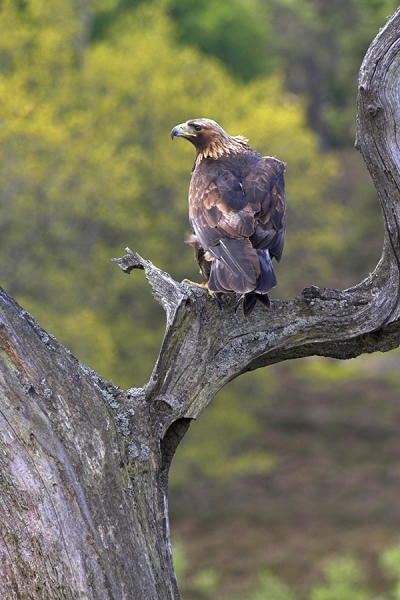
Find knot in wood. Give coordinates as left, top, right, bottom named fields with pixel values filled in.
left=302, top=285, right=321, bottom=304
left=366, top=103, right=381, bottom=117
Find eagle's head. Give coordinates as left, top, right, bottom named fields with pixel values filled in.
left=171, top=118, right=248, bottom=162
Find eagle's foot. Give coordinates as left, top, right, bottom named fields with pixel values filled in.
left=182, top=279, right=223, bottom=309
left=182, top=279, right=209, bottom=289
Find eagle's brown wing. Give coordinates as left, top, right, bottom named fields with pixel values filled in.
left=248, top=156, right=286, bottom=262
left=189, top=153, right=286, bottom=295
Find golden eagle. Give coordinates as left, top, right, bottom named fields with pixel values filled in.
left=171, top=118, right=286, bottom=316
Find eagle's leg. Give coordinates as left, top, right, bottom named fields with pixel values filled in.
left=182, top=279, right=223, bottom=309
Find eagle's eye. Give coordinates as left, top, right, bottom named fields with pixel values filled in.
left=194, top=125, right=202, bottom=132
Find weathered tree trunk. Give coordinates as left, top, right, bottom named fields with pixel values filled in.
left=2, top=9, right=400, bottom=599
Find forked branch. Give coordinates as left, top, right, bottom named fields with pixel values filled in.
left=110, top=27, right=400, bottom=593
left=114, top=8, right=400, bottom=430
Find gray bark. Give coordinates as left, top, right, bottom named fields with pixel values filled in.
left=1, top=8, right=400, bottom=599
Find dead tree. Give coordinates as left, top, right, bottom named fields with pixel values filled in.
left=1, top=9, right=400, bottom=599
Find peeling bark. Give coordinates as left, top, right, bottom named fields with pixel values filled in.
left=0, top=295, right=179, bottom=599
left=2, top=9, right=400, bottom=599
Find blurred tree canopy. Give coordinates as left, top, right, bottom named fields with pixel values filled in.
left=0, top=0, right=337, bottom=380
left=90, top=0, right=399, bottom=148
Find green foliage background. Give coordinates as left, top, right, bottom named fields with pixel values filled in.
left=0, top=0, right=338, bottom=384
left=173, top=540, right=400, bottom=599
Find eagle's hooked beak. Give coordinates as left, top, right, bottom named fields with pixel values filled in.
left=171, top=123, right=197, bottom=140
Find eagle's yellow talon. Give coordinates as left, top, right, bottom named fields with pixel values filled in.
left=182, top=279, right=209, bottom=290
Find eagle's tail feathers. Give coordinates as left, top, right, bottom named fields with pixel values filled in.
left=255, top=293, right=271, bottom=310
left=242, top=293, right=257, bottom=317
left=242, top=292, right=270, bottom=317
left=208, top=238, right=259, bottom=293
left=254, top=249, right=277, bottom=293
left=218, top=240, right=254, bottom=282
